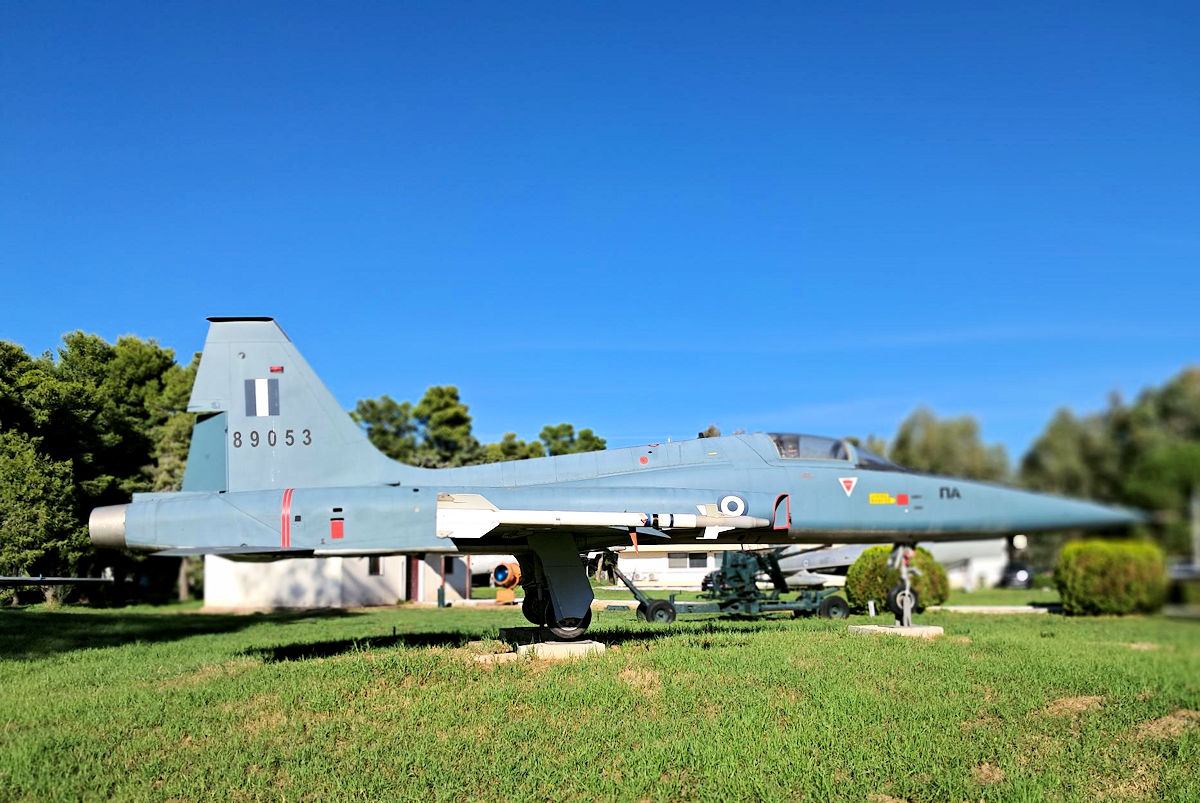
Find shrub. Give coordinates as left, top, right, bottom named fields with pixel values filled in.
left=1054, top=539, right=1167, bottom=615
left=845, top=546, right=949, bottom=613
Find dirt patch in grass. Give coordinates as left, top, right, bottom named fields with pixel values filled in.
left=972, top=763, right=1004, bottom=785
left=960, top=712, right=1001, bottom=732
left=1045, top=695, right=1103, bottom=716
left=1091, top=760, right=1160, bottom=800
left=867, top=794, right=909, bottom=803
left=1135, top=710, right=1200, bottom=741
left=1128, top=642, right=1159, bottom=651
left=619, top=667, right=662, bottom=696
left=156, top=657, right=258, bottom=689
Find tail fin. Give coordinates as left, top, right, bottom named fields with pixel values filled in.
left=183, top=317, right=410, bottom=492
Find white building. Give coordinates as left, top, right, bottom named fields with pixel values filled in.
left=203, top=553, right=471, bottom=610
left=613, top=539, right=1011, bottom=591
left=616, top=544, right=767, bottom=588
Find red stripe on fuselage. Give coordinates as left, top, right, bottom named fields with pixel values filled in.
left=281, top=488, right=294, bottom=547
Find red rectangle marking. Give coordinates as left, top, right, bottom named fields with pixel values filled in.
left=330, top=519, right=344, bottom=539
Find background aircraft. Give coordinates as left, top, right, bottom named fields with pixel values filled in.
left=90, top=318, right=1140, bottom=638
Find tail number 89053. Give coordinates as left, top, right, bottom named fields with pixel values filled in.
left=232, top=429, right=312, bottom=448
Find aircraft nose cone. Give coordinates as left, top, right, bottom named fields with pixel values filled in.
left=973, top=485, right=1145, bottom=533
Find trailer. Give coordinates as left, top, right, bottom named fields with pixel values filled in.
left=612, top=549, right=850, bottom=623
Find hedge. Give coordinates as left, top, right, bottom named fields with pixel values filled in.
left=845, top=545, right=949, bottom=613
left=1054, top=539, right=1167, bottom=615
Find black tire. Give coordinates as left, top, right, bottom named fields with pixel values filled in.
left=635, top=602, right=648, bottom=621
left=645, top=599, right=676, bottom=624
left=522, top=592, right=548, bottom=626
left=818, top=595, right=850, bottom=620
left=548, top=609, right=592, bottom=640
left=886, top=582, right=920, bottom=618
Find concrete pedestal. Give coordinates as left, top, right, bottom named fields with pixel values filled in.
left=515, top=641, right=606, bottom=660
left=848, top=624, right=944, bottom=639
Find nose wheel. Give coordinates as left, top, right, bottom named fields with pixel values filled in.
left=522, top=587, right=594, bottom=640
left=547, top=609, right=592, bottom=640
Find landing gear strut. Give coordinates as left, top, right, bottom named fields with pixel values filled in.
left=520, top=588, right=594, bottom=640
left=886, top=545, right=921, bottom=627
left=516, top=543, right=596, bottom=641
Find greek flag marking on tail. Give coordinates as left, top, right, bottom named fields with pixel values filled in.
left=244, top=378, right=280, bottom=417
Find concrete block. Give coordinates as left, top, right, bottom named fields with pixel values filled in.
left=927, top=605, right=1048, bottom=614
left=848, top=624, right=944, bottom=639
left=516, top=640, right=606, bottom=660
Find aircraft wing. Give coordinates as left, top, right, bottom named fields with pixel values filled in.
left=151, top=546, right=316, bottom=559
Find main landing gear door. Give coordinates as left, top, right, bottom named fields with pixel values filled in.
left=773, top=494, right=791, bottom=531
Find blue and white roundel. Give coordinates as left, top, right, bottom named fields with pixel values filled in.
left=719, top=495, right=746, bottom=516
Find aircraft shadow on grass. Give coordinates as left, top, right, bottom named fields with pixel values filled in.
left=244, top=620, right=786, bottom=663
left=0, top=608, right=362, bottom=661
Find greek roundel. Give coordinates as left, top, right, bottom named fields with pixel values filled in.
left=719, top=495, right=746, bottom=516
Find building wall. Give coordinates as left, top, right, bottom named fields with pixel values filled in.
left=615, top=540, right=1011, bottom=591
left=204, top=554, right=469, bottom=609
left=616, top=545, right=764, bottom=588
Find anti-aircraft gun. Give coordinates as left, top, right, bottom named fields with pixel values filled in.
left=613, top=548, right=850, bottom=623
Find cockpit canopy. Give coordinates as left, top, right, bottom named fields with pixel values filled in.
left=767, top=433, right=848, bottom=461
left=766, top=432, right=904, bottom=471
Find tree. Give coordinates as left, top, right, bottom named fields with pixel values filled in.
left=1020, top=408, right=1122, bottom=501
left=356, top=388, right=607, bottom=467
left=0, top=431, right=80, bottom=600
left=0, top=332, right=189, bottom=597
left=888, top=407, right=1008, bottom=481
left=539, top=423, right=606, bottom=456
left=147, top=353, right=200, bottom=492
left=413, top=386, right=481, bottom=467
left=1124, top=443, right=1200, bottom=556
left=1019, top=367, right=1200, bottom=561
left=481, top=433, right=545, bottom=463
left=352, top=394, right=418, bottom=462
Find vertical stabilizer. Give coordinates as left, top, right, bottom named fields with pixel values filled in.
left=187, top=317, right=412, bottom=491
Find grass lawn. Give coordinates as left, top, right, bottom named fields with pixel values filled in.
left=1, top=603, right=1197, bottom=802
left=942, top=586, right=1062, bottom=607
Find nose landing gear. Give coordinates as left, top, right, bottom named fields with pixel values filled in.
left=886, top=545, right=920, bottom=627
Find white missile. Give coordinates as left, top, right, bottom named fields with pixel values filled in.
left=434, top=493, right=770, bottom=540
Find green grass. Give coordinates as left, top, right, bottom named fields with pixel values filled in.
left=943, top=586, right=1062, bottom=607
left=1, top=604, right=1197, bottom=802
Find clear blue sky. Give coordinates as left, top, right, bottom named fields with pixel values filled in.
left=2, top=2, right=1197, bottom=463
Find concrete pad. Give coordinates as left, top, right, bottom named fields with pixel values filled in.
left=848, top=624, right=944, bottom=639
left=516, top=640, right=606, bottom=661
left=927, top=605, right=1049, bottom=614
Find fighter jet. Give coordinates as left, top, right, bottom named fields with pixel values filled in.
left=89, top=318, right=1141, bottom=638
